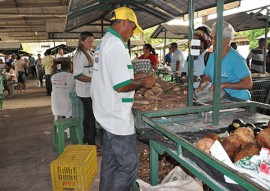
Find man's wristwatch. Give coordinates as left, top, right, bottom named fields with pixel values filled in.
left=197, top=75, right=201, bottom=82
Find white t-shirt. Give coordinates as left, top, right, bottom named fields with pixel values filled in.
left=182, top=50, right=212, bottom=89
left=51, top=71, right=75, bottom=117
left=73, top=51, right=93, bottom=97
left=171, top=48, right=184, bottom=72
left=90, top=28, right=135, bottom=135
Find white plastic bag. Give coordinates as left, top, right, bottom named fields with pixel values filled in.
left=136, top=166, right=203, bottom=191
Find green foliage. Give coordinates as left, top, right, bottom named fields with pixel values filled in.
left=143, top=26, right=179, bottom=47
left=242, top=28, right=269, bottom=50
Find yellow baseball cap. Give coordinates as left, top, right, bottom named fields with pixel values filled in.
left=110, top=7, right=143, bottom=34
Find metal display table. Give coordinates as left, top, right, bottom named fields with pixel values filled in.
left=134, top=101, right=270, bottom=191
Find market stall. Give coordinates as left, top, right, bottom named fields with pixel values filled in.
left=134, top=101, right=270, bottom=190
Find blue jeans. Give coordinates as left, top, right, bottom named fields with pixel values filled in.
left=100, top=130, right=138, bottom=191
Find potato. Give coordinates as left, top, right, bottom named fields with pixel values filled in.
left=233, top=127, right=255, bottom=143
left=220, top=134, right=243, bottom=160
left=234, top=142, right=260, bottom=163
left=195, top=138, right=215, bottom=154
left=257, top=127, right=270, bottom=149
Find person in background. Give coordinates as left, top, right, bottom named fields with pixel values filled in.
left=196, top=22, right=252, bottom=101
left=35, top=53, right=44, bottom=87
left=181, top=26, right=213, bottom=89
left=42, top=49, right=54, bottom=96
left=170, top=42, right=184, bottom=83
left=139, top=43, right=159, bottom=70
left=246, top=38, right=265, bottom=73
left=55, top=48, right=65, bottom=59
left=0, top=58, right=4, bottom=69
left=266, top=42, right=270, bottom=73
left=24, top=58, right=29, bottom=76
left=51, top=60, right=75, bottom=119
left=230, top=42, right=238, bottom=50
left=14, top=54, right=27, bottom=92
left=2, top=62, right=17, bottom=98
left=90, top=7, right=155, bottom=191
left=164, top=47, right=173, bottom=64
left=5, top=54, right=10, bottom=62
left=73, top=32, right=98, bottom=150
left=8, top=53, right=16, bottom=65
left=28, top=54, right=36, bottom=78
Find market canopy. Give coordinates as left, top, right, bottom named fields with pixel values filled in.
left=0, top=42, right=23, bottom=55
left=204, top=6, right=270, bottom=32
left=65, top=0, right=241, bottom=32
left=150, top=24, right=189, bottom=39
left=46, top=44, right=76, bottom=55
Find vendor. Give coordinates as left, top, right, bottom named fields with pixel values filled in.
left=139, top=43, right=159, bottom=70
left=196, top=22, right=252, bottom=101
left=181, top=25, right=213, bottom=88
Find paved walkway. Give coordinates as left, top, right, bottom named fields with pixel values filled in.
left=0, top=78, right=147, bottom=191
left=2, top=78, right=50, bottom=110
left=0, top=78, right=101, bottom=190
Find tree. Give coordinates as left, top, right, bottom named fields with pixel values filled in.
left=242, top=28, right=269, bottom=50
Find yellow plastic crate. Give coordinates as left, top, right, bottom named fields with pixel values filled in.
left=50, top=145, right=98, bottom=191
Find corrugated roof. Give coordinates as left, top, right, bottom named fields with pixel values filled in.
left=65, top=0, right=241, bottom=32
left=204, top=6, right=270, bottom=32
left=150, top=24, right=189, bottom=39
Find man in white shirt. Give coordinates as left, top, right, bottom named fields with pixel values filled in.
left=170, top=42, right=184, bottom=83
left=55, top=48, right=65, bottom=59
left=181, top=26, right=213, bottom=89
left=90, top=7, right=155, bottom=191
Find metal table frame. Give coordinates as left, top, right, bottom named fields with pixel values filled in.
left=135, top=101, right=270, bottom=191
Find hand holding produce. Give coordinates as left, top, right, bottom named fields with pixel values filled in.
left=144, top=75, right=156, bottom=89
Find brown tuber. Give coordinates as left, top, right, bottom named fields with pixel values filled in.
left=257, top=127, right=270, bottom=149
left=233, top=142, right=261, bottom=163
left=195, top=138, right=215, bottom=154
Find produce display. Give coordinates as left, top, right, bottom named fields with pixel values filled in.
left=133, top=72, right=187, bottom=111
left=138, top=148, right=180, bottom=184
left=194, top=119, right=270, bottom=188
left=196, top=119, right=270, bottom=163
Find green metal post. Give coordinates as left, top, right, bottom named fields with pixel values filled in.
left=150, top=141, right=159, bottom=186
left=164, top=29, right=167, bottom=63
left=263, top=9, right=269, bottom=73
left=187, top=0, right=195, bottom=107
left=212, top=0, right=224, bottom=125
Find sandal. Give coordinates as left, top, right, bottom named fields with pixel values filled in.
left=96, top=145, right=102, bottom=150
left=97, top=149, right=102, bottom=156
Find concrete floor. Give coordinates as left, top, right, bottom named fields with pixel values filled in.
left=0, top=78, right=148, bottom=191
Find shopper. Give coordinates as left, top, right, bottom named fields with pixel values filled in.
left=51, top=60, right=75, bottom=119
left=73, top=32, right=98, bottom=149
left=170, top=42, right=184, bottom=83
left=14, top=54, right=27, bottom=92
left=90, top=7, right=155, bottom=191
left=42, top=49, right=54, bottom=96
left=196, top=22, right=252, bottom=101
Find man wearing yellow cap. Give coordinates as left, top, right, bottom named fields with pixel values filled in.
left=90, top=6, right=155, bottom=191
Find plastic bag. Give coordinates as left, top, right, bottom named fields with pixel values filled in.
left=136, top=166, right=203, bottom=191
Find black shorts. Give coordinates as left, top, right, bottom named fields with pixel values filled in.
left=18, top=71, right=26, bottom=83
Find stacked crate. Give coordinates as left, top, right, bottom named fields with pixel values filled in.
left=50, top=145, right=98, bottom=191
